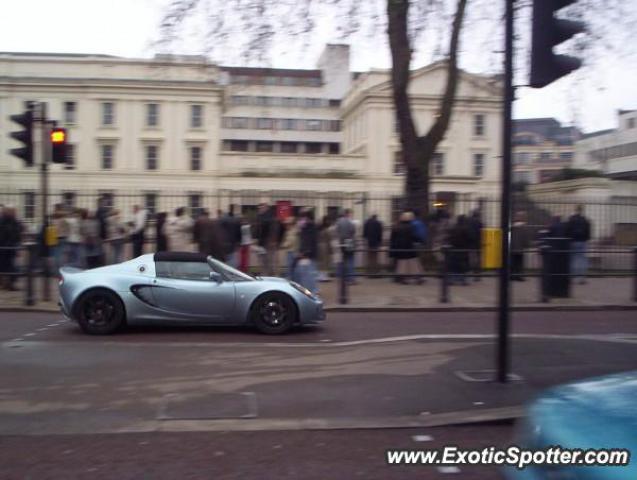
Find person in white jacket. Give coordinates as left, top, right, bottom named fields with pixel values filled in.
left=166, top=207, right=194, bottom=252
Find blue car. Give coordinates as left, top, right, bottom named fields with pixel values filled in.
left=59, top=252, right=325, bottom=335
left=506, top=371, right=636, bottom=479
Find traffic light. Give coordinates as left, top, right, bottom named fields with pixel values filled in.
left=9, top=106, right=34, bottom=166
left=530, top=0, right=586, bottom=88
left=50, top=127, right=67, bottom=164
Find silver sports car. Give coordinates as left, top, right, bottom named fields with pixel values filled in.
left=58, top=251, right=325, bottom=335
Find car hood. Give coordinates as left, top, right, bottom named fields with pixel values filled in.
left=259, top=276, right=288, bottom=283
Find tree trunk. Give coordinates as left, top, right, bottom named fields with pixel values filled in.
left=387, top=0, right=468, bottom=218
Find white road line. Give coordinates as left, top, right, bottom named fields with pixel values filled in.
left=37, top=328, right=48, bottom=332
left=3, top=333, right=637, bottom=349
left=24, top=333, right=36, bottom=337
left=412, top=434, right=433, bottom=442
left=438, top=466, right=461, bottom=474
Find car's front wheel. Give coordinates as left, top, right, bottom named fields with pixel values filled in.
left=251, top=292, right=296, bottom=334
left=76, top=289, right=125, bottom=335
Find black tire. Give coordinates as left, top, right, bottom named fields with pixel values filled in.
left=251, top=292, right=297, bottom=335
left=76, top=289, right=125, bottom=335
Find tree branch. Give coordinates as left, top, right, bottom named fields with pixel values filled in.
left=422, top=0, right=467, bottom=147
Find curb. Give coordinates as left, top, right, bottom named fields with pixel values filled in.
left=0, top=304, right=636, bottom=314
left=1, top=406, right=524, bottom=436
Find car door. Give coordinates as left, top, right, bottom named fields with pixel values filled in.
left=151, top=261, right=236, bottom=323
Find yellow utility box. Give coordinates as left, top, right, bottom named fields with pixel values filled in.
left=481, top=228, right=502, bottom=269
left=45, top=225, right=58, bottom=247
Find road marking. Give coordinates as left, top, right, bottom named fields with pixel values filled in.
left=24, top=333, right=36, bottom=337
left=412, top=434, right=433, bottom=442
left=37, top=328, right=48, bottom=332
left=438, top=466, right=461, bottom=474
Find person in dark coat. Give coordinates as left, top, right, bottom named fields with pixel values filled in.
left=196, top=211, right=225, bottom=260
left=565, top=205, right=592, bottom=284
left=511, top=211, right=533, bottom=281
left=219, top=204, right=242, bottom=267
left=155, top=212, right=168, bottom=252
left=467, top=210, right=483, bottom=281
left=446, top=215, right=473, bottom=285
left=390, top=211, right=424, bottom=285
left=546, top=215, right=566, bottom=237
left=0, top=206, right=23, bottom=291
left=363, top=214, right=383, bottom=275
left=254, top=204, right=280, bottom=276
left=296, top=211, right=319, bottom=294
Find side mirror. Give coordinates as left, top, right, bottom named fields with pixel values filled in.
left=209, top=271, right=223, bottom=283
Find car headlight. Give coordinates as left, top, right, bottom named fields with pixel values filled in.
left=290, top=281, right=314, bottom=299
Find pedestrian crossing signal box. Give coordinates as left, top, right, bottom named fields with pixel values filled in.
left=482, top=228, right=502, bottom=269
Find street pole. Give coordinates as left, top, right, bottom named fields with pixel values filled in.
left=39, top=102, right=51, bottom=301
left=497, top=0, right=515, bottom=383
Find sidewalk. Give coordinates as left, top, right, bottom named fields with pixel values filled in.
left=1, top=275, right=634, bottom=312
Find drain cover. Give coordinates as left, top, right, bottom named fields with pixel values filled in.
left=158, top=392, right=257, bottom=420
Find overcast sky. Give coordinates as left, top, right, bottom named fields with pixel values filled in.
left=2, top=0, right=636, bottom=133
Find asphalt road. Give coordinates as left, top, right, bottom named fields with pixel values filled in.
left=2, top=309, right=636, bottom=344
left=0, top=310, right=636, bottom=479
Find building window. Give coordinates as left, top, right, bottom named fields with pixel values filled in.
left=514, top=152, right=530, bottom=165
left=255, top=96, right=268, bottom=106
left=101, top=102, right=114, bottom=126
left=225, top=117, right=250, bottom=129
left=256, top=118, right=273, bottom=129
left=23, top=191, right=36, bottom=220
left=146, top=103, right=159, bottom=127
left=282, top=97, right=298, bottom=107
left=188, top=193, right=202, bottom=216
left=264, top=76, right=278, bottom=86
left=328, top=143, right=340, bottom=154
left=99, top=192, right=115, bottom=209
left=101, top=144, right=114, bottom=170
left=231, top=96, right=250, bottom=106
left=62, top=192, right=76, bottom=209
left=305, top=143, right=322, bottom=154
left=307, top=77, right=321, bottom=87
left=190, top=146, right=202, bottom=171
left=64, top=102, right=76, bottom=124
left=628, top=118, right=635, bottom=129
left=393, top=151, right=405, bottom=175
left=144, top=193, right=157, bottom=215
left=559, top=152, right=573, bottom=162
left=279, top=119, right=297, bottom=130
left=306, top=119, right=323, bottom=131
left=540, top=152, right=551, bottom=162
left=329, top=99, right=341, bottom=107
left=432, top=152, right=444, bottom=176
left=191, top=104, right=203, bottom=128
left=473, top=114, right=485, bottom=136
left=146, top=145, right=158, bottom=170
left=65, top=144, right=75, bottom=170
left=229, top=140, right=249, bottom=152
left=280, top=142, right=298, bottom=153
left=473, top=153, right=485, bottom=177
left=256, top=141, right=274, bottom=153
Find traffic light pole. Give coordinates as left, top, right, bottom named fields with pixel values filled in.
left=38, top=103, right=51, bottom=302
left=496, top=0, right=515, bottom=383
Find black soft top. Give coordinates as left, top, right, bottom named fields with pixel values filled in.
left=153, top=251, right=209, bottom=263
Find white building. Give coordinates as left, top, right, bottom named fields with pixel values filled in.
left=0, top=46, right=502, bottom=224
left=574, top=110, right=637, bottom=179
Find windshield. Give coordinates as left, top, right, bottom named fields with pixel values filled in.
left=208, top=257, right=256, bottom=282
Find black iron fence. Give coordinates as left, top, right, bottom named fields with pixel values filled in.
left=2, top=190, right=637, bottom=244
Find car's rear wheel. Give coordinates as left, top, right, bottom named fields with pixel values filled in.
left=251, top=292, right=296, bottom=334
left=76, top=289, right=125, bottom=335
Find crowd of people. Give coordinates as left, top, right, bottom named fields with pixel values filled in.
left=0, top=199, right=593, bottom=294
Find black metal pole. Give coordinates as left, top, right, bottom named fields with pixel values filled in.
left=497, top=0, right=515, bottom=384
left=633, top=246, right=637, bottom=302
left=40, top=104, right=51, bottom=302
left=440, top=245, right=449, bottom=303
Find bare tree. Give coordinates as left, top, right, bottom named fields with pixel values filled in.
left=157, top=0, right=636, bottom=214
